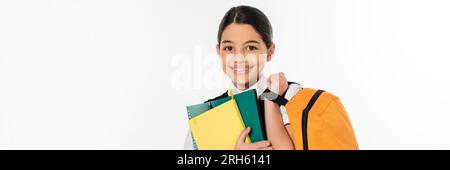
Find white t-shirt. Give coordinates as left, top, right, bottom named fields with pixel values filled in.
left=183, top=74, right=302, bottom=150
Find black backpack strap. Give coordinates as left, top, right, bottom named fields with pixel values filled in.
left=302, top=89, right=325, bottom=150
left=261, top=81, right=301, bottom=106
left=204, top=91, right=229, bottom=103
left=260, top=89, right=289, bottom=106
left=287, top=81, right=300, bottom=86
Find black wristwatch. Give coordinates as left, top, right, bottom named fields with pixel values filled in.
left=260, top=89, right=289, bottom=106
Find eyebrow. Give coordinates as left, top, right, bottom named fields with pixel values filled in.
left=221, top=40, right=234, bottom=44
left=221, top=40, right=261, bottom=44
left=244, top=40, right=260, bottom=44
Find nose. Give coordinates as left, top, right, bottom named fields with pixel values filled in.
left=234, top=53, right=246, bottom=63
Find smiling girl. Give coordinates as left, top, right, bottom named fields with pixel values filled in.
left=184, top=5, right=357, bottom=150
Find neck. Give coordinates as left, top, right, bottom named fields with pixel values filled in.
left=234, top=82, right=250, bottom=90
left=233, top=78, right=260, bottom=91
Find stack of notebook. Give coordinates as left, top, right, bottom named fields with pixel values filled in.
left=186, top=89, right=265, bottom=150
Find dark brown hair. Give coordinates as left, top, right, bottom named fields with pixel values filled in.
left=217, top=6, right=273, bottom=48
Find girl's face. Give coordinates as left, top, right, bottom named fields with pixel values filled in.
left=217, top=23, right=275, bottom=90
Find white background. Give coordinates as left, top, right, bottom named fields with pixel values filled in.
left=1, top=0, right=450, bottom=149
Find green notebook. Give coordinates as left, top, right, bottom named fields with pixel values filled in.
left=186, top=102, right=212, bottom=119
left=186, top=89, right=265, bottom=143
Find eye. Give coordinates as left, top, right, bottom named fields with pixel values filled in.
left=223, top=46, right=233, bottom=52
left=246, top=45, right=258, bottom=51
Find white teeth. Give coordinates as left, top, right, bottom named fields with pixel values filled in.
left=233, top=67, right=249, bottom=74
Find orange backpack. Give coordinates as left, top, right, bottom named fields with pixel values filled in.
left=285, top=88, right=358, bottom=150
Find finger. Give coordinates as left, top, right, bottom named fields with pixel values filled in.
left=268, top=75, right=276, bottom=89
left=236, top=127, right=251, bottom=144
left=278, top=72, right=285, bottom=81
left=280, top=72, right=286, bottom=80
left=275, top=74, right=282, bottom=83
left=266, top=78, right=272, bottom=89
left=251, top=140, right=271, bottom=148
left=272, top=73, right=279, bottom=81
left=259, top=146, right=274, bottom=150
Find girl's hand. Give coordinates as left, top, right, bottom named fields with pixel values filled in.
left=267, top=72, right=288, bottom=95
left=235, top=127, right=273, bottom=150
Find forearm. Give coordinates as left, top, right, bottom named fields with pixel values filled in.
left=264, top=100, right=294, bottom=150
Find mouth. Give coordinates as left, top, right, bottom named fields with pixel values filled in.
left=231, top=65, right=254, bottom=75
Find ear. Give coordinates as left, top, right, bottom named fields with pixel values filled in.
left=267, top=43, right=276, bottom=62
